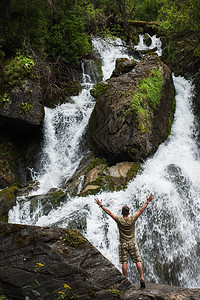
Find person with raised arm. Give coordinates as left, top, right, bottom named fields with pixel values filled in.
left=94, top=194, right=154, bottom=288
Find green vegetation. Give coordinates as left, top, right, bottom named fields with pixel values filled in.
left=0, top=296, right=8, bottom=300
left=0, top=0, right=199, bottom=78
left=57, top=283, right=79, bottom=300
left=18, top=102, right=33, bottom=116
left=87, top=157, right=108, bottom=172
left=0, top=0, right=92, bottom=68
left=88, top=289, right=96, bottom=298
left=0, top=289, right=8, bottom=300
left=63, top=230, right=87, bottom=249
left=90, top=81, right=108, bottom=100
left=0, top=184, right=18, bottom=222
left=4, top=54, right=34, bottom=88
left=126, top=162, right=141, bottom=183
left=108, top=288, right=121, bottom=296
left=19, top=102, right=33, bottom=114
left=23, top=262, right=44, bottom=299
left=194, top=45, right=200, bottom=57
left=158, top=0, right=200, bottom=37
left=125, top=68, right=164, bottom=134
left=2, top=93, right=9, bottom=103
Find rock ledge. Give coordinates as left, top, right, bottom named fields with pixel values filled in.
left=0, top=222, right=199, bottom=299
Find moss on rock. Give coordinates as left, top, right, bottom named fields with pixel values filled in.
left=124, top=68, right=164, bottom=134
left=90, top=81, right=108, bottom=100
left=0, top=184, right=18, bottom=222
left=81, top=161, right=141, bottom=196
left=63, top=229, right=87, bottom=249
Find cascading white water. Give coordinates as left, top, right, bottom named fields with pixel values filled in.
left=92, top=37, right=131, bottom=80
left=9, top=36, right=200, bottom=288
left=135, top=34, right=162, bottom=56
left=29, top=37, right=130, bottom=195
left=30, top=68, right=95, bottom=195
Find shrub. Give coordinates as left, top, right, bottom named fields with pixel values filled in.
left=4, top=53, right=34, bottom=88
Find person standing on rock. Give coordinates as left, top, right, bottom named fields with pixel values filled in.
left=94, top=194, right=154, bottom=288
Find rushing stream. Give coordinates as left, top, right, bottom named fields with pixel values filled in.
left=9, top=35, right=200, bottom=288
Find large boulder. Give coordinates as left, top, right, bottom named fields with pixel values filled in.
left=89, top=53, right=175, bottom=163
left=0, top=79, right=44, bottom=131
left=0, top=222, right=199, bottom=300
left=0, top=222, right=131, bottom=299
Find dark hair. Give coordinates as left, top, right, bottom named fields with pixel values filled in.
left=122, top=205, right=129, bottom=216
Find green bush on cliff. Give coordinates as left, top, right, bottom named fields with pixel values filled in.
left=4, top=53, right=34, bottom=88
left=125, top=68, right=164, bottom=134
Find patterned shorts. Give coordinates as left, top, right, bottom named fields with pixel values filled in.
left=119, top=240, right=141, bottom=264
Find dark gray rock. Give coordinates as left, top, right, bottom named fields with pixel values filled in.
left=143, top=34, right=152, bottom=47
left=0, top=185, right=18, bottom=222
left=111, top=58, right=137, bottom=77
left=0, top=79, right=44, bottom=131
left=0, top=139, right=19, bottom=189
left=89, top=53, right=175, bottom=164
left=0, top=222, right=199, bottom=300
left=0, top=222, right=131, bottom=299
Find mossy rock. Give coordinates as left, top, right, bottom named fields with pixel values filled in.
left=88, top=53, right=174, bottom=163
left=0, top=184, right=18, bottom=222
left=111, top=58, right=137, bottom=77
left=124, top=68, right=164, bottom=135
left=81, top=161, right=141, bottom=196
left=63, top=229, right=87, bottom=249
left=27, top=188, right=66, bottom=217
left=90, top=81, right=108, bottom=100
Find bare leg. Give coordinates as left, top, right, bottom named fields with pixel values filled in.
left=136, top=261, right=144, bottom=281
left=122, top=263, right=127, bottom=277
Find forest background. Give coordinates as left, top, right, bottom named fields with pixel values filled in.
left=0, top=0, right=200, bottom=77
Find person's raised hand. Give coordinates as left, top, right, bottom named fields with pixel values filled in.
left=146, top=194, right=154, bottom=203
left=94, top=198, right=102, bottom=206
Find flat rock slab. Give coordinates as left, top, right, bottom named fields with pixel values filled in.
left=125, top=283, right=200, bottom=299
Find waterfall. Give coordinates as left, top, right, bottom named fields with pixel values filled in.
left=30, top=64, right=95, bottom=195
left=9, top=36, right=200, bottom=288
left=134, top=34, right=162, bottom=56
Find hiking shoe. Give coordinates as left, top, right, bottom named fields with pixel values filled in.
left=140, top=279, right=146, bottom=288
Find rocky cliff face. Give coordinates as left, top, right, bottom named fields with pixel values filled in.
left=89, top=53, right=175, bottom=164
left=0, top=75, right=44, bottom=189
left=0, top=78, right=44, bottom=131
left=0, top=222, right=199, bottom=300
